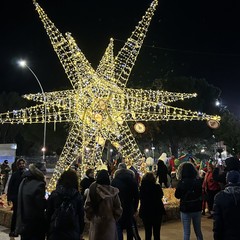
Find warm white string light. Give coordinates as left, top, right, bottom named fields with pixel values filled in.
left=0, top=0, right=220, bottom=191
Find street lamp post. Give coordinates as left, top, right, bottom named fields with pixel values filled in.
left=18, top=60, right=47, bottom=162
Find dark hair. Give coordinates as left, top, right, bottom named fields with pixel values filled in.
left=96, top=169, right=110, bottom=185
left=86, top=168, right=94, bottom=177
left=142, top=172, right=156, bottom=184
left=177, top=162, right=199, bottom=180
left=58, top=169, right=79, bottom=190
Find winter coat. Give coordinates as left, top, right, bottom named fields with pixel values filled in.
left=80, top=176, right=95, bottom=196
left=84, top=182, right=122, bottom=240
left=156, top=160, right=168, bottom=184
left=175, top=178, right=202, bottom=213
left=46, top=185, right=85, bottom=240
left=7, top=169, right=25, bottom=202
left=111, top=168, right=139, bottom=227
left=139, top=181, right=166, bottom=221
left=16, top=164, right=46, bottom=236
left=213, top=184, right=240, bottom=240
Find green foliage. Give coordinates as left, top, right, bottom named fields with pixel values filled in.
left=215, top=111, right=240, bottom=156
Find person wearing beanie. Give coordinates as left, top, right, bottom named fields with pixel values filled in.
left=84, top=169, right=122, bottom=240
left=15, top=162, right=47, bottom=240
left=1, top=159, right=11, bottom=193
left=7, top=158, right=26, bottom=238
left=213, top=170, right=240, bottom=240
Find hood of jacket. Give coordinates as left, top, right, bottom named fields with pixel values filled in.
left=224, top=185, right=240, bottom=205
left=95, top=183, right=119, bottom=200
left=22, top=164, right=45, bottom=181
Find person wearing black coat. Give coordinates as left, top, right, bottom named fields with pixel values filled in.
left=111, top=163, right=140, bottom=240
left=213, top=170, right=240, bottom=240
left=175, top=162, right=203, bottom=240
left=7, top=158, right=26, bottom=238
left=139, top=172, right=166, bottom=240
left=80, top=168, right=95, bottom=199
left=46, top=169, right=85, bottom=240
left=156, top=159, right=169, bottom=188
left=16, top=162, right=47, bottom=240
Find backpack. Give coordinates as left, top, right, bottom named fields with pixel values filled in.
left=52, top=194, right=77, bottom=230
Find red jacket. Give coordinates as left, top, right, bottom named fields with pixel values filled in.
left=203, top=171, right=221, bottom=191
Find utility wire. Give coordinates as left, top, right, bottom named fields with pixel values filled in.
left=114, top=38, right=240, bottom=58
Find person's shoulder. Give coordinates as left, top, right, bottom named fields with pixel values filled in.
left=214, top=190, right=224, bottom=203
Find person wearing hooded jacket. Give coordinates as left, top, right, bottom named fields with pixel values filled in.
left=213, top=170, right=240, bottom=240
left=16, top=162, right=46, bottom=240
left=7, top=158, right=26, bottom=238
left=46, top=169, right=85, bottom=240
left=84, top=169, right=122, bottom=240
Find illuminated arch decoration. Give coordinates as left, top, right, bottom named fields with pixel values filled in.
left=0, top=0, right=220, bottom=191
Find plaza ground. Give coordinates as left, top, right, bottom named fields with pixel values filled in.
left=0, top=215, right=214, bottom=240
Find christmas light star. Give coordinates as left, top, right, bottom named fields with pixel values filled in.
left=0, top=0, right=220, bottom=191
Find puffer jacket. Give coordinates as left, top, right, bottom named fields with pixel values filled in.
left=213, top=184, right=240, bottom=240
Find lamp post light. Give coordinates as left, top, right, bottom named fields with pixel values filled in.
left=151, top=146, right=155, bottom=160
left=18, top=60, right=47, bottom=162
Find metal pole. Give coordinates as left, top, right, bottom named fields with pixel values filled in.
left=25, top=65, right=47, bottom=162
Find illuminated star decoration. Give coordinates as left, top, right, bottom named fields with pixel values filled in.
left=0, top=0, right=220, bottom=191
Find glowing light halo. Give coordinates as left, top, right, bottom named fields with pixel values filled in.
left=0, top=0, right=220, bottom=191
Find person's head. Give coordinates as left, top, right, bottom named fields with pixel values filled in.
left=86, top=168, right=94, bottom=178
left=207, top=163, right=214, bottom=172
left=58, top=169, right=79, bottom=190
left=3, top=160, right=8, bottom=165
left=96, top=169, right=110, bottom=185
left=177, top=162, right=199, bottom=180
left=16, top=158, right=26, bottom=170
left=118, top=163, right=127, bottom=170
left=226, top=170, right=240, bottom=184
left=29, top=162, right=46, bottom=181
left=141, top=172, right=156, bottom=184
left=225, top=157, right=240, bottom=171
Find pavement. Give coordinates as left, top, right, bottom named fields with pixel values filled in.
left=0, top=215, right=214, bottom=240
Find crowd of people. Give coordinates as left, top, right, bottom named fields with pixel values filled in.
left=1, top=154, right=240, bottom=240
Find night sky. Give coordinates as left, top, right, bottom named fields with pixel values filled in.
left=1, top=0, right=240, bottom=116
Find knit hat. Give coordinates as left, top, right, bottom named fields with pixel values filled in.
left=226, top=170, right=240, bottom=184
